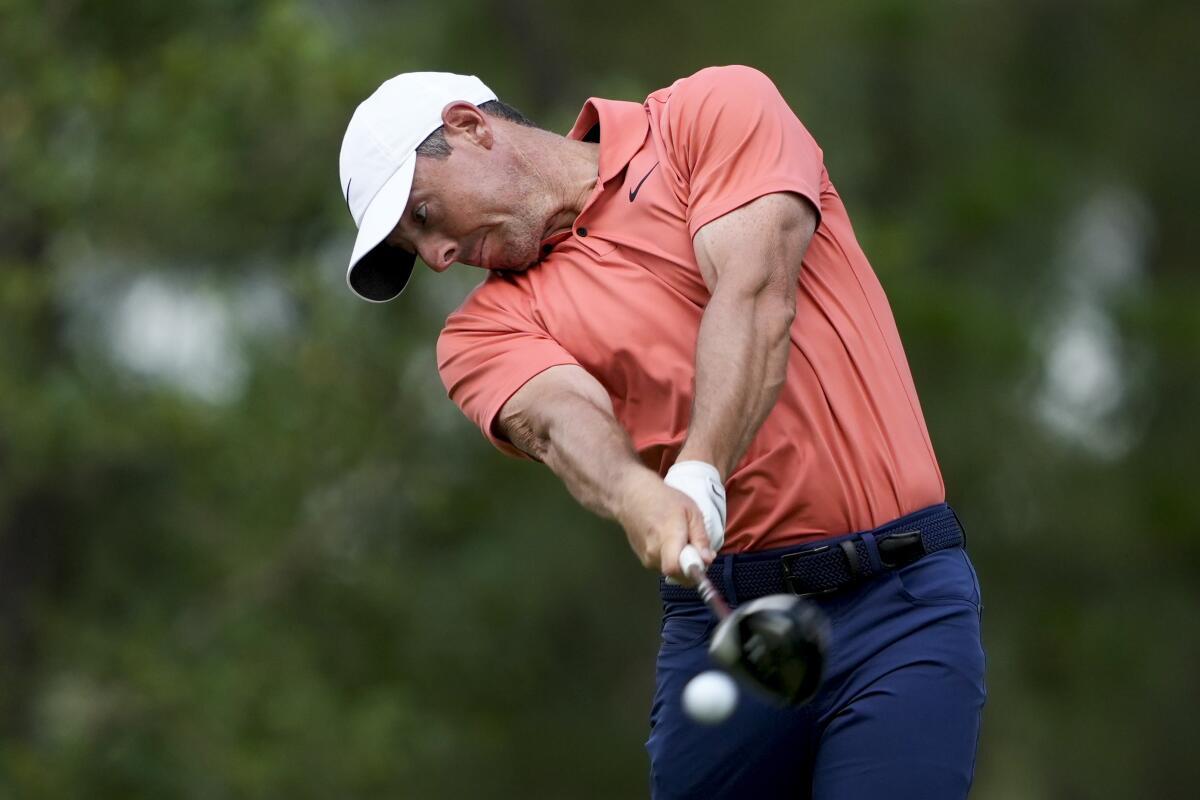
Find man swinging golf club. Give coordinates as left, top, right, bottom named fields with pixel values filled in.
left=338, top=65, right=986, bottom=799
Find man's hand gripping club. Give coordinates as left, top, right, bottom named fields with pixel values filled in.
left=660, top=460, right=726, bottom=583
left=612, top=462, right=724, bottom=581
left=664, top=461, right=727, bottom=554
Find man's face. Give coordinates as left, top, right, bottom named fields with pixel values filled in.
left=384, top=104, right=548, bottom=274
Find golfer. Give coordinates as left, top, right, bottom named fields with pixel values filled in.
left=338, top=66, right=985, bottom=799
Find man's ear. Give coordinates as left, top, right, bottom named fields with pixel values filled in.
left=440, top=102, right=493, bottom=148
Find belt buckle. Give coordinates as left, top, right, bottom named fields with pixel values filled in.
left=877, top=530, right=925, bottom=569
left=779, top=544, right=843, bottom=598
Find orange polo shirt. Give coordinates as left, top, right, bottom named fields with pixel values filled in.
left=437, top=65, right=944, bottom=552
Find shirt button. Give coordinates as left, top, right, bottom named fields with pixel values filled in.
left=576, top=227, right=588, bottom=237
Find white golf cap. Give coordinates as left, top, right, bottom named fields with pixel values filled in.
left=339, top=72, right=497, bottom=302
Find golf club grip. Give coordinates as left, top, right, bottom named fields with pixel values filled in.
left=679, top=544, right=706, bottom=581
left=679, top=545, right=731, bottom=620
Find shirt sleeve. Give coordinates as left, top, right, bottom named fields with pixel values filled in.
left=437, top=284, right=579, bottom=459
left=663, top=65, right=825, bottom=238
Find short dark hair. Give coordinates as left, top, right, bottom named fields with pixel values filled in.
left=414, top=99, right=536, bottom=159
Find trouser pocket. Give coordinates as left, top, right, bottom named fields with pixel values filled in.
left=895, top=548, right=981, bottom=609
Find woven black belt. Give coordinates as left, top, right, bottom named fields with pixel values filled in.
left=660, top=503, right=965, bottom=605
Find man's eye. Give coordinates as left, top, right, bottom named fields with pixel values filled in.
left=415, top=204, right=428, bottom=226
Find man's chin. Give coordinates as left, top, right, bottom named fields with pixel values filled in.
left=490, top=262, right=534, bottom=275
left=492, top=249, right=541, bottom=272
left=479, top=236, right=545, bottom=272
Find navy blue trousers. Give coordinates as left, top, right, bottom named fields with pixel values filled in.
left=646, top=545, right=986, bottom=799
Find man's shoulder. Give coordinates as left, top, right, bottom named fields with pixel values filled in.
left=439, top=271, right=536, bottom=334
left=647, top=64, right=778, bottom=106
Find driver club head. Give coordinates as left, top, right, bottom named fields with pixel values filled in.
left=708, top=594, right=830, bottom=706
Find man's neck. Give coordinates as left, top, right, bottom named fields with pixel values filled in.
left=515, top=126, right=600, bottom=239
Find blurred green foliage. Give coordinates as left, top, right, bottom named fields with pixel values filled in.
left=1, top=0, right=1197, bottom=797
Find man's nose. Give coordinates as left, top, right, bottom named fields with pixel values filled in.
left=420, top=238, right=458, bottom=272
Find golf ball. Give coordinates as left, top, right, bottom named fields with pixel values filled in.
left=682, top=670, right=738, bottom=725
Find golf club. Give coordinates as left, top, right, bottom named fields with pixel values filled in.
left=679, top=544, right=830, bottom=706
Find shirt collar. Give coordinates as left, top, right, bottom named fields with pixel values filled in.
left=535, top=98, right=651, bottom=256
left=566, top=97, right=650, bottom=185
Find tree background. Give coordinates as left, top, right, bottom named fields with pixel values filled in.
left=2, top=0, right=1197, bottom=797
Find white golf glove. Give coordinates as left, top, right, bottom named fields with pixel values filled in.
left=664, top=460, right=727, bottom=554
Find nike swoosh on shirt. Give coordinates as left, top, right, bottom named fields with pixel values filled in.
left=628, top=162, right=659, bottom=202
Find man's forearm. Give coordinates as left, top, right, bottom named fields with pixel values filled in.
left=499, top=364, right=718, bottom=574
left=677, top=285, right=795, bottom=479
left=511, top=392, right=656, bottom=523
left=681, top=192, right=815, bottom=479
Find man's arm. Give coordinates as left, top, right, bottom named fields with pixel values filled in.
left=676, top=192, right=818, bottom=479
left=498, top=364, right=715, bottom=579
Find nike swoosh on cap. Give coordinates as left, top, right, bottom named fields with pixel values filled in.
left=629, top=162, right=659, bottom=202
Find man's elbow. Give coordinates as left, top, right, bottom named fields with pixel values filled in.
left=497, top=409, right=550, bottom=461
left=711, top=274, right=796, bottom=343
left=773, top=294, right=798, bottom=329
left=761, top=297, right=795, bottom=392
left=759, top=285, right=797, bottom=340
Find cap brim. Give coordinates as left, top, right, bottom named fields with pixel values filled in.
left=346, top=155, right=418, bottom=303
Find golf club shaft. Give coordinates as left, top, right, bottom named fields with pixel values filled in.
left=679, top=544, right=732, bottom=620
